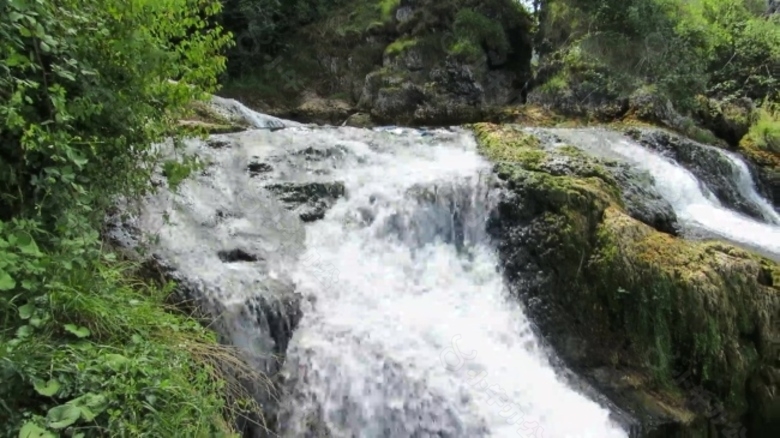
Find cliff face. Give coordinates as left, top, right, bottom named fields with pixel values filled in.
left=220, top=0, right=534, bottom=126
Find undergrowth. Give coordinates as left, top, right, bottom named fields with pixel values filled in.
left=0, top=0, right=257, bottom=436
left=746, top=102, right=780, bottom=153
left=1, top=248, right=260, bottom=437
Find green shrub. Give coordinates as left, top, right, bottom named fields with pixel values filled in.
left=452, top=8, right=510, bottom=59
left=0, top=0, right=249, bottom=436
left=538, top=0, right=778, bottom=110
left=746, top=102, right=780, bottom=153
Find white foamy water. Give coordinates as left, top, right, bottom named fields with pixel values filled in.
left=720, top=149, right=780, bottom=224
left=276, top=126, right=627, bottom=437
left=548, top=129, right=780, bottom=259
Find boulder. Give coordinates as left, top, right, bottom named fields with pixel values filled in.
left=473, top=123, right=780, bottom=436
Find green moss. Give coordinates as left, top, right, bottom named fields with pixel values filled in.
left=385, top=37, right=419, bottom=55
left=473, top=123, right=624, bottom=204
left=379, top=0, right=400, bottom=20
left=330, top=0, right=398, bottom=36
left=450, top=8, right=509, bottom=61
left=746, top=102, right=780, bottom=153
left=472, top=123, right=541, bottom=162
left=588, top=209, right=777, bottom=411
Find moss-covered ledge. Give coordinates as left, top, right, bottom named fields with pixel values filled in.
left=472, top=123, right=780, bottom=435
left=177, top=100, right=250, bottom=135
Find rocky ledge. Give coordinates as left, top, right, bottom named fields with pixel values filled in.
left=474, top=123, right=780, bottom=436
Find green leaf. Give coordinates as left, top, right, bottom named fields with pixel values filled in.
left=18, top=303, right=34, bottom=319
left=102, top=353, right=130, bottom=371
left=78, top=406, right=97, bottom=421
left=18, top=422, right=55, bottom=438
left=33, top=379, right=61, bottom=397
left=69, top=393, right=108, bottom=420
left=63, top=324, right=90, bottom=338
left=0, top=269, right=15, bottom=291
left=14, top=231, right=40, bottom=255
left=16, top=325, right=31, bottom=338
left=46, top=404, right=81, bottom=429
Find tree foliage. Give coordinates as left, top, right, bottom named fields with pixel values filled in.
left=0, top=0, right=242, bottom=436
left=536, top=0, right=779, bottom=107
left=220, top=0, right=345, bottom=75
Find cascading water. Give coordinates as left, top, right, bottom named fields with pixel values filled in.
left=113, top=96, right=777, bottom=437
left=271, top=126, right=628, bottom=437
left=547, top=128, right=780, bottom=260
left=719, top=149, right=780, bottom=224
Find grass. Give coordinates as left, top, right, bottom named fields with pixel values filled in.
left=0, top=246, right=265, bottom=437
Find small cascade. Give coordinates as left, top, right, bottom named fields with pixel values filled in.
left=547, top=128, right=780, bottom=260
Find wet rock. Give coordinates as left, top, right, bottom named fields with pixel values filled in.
left=739, top=126, right=780, bottom=210
left=291, top=94, right=353, bottom=126
left=248, top=161, right=274, bottom=177
left=207, top=137, right=235, bottom=149
left=265, top=182, right=346, bottom=222
left=693, top=96, right=754, bottom=147
left=607, top=163, right=679, bottom=235
left=290, top=145, right=350, bottom=161
left=526, top=56, right=629, bottom=121
left=343, top=112, right=374, bottom=128
left=479, top=125, right=679, bottom=235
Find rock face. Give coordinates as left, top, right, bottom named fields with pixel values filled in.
left=362, top=0, right=533, bottom=125
left=223, top=0, right=534, bottom=126
left=770, top=0, right=779, bottom=15
left=474, top=123, right=780, bottom=437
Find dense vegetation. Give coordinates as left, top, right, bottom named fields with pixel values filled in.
left=219, top=0, right=778, bottom=147
left=534, top=0, right=779, bottom=148
left=0, top=0, right=251, bottom=436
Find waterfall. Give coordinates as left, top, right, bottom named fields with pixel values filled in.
left=719, top=149, right=780, bottom=224
left=547, top=128, right=780, bottom=260
left=113, top=97, right=779, bottom=437
left=267, top=125, right=627, bottom=437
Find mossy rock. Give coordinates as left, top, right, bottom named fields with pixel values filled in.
left=474, top=123, right=780, bottom=435
left=693, top=96, right=754, bottom=147
left=290, top=96, right=354, bottom=125
left=180, top=100, right=251, bottom=134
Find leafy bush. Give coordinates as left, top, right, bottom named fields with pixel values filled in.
left=686, top=0, right=780, bottom=101
left=0, top=0, right=249, bottom=436
left=745, top=102, right=780, bottom=153
left=536, top=0, right=779, bottom=109
left=451, top=8, right=510, bottom=61
left=221, top=0, right=351, bottom=75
